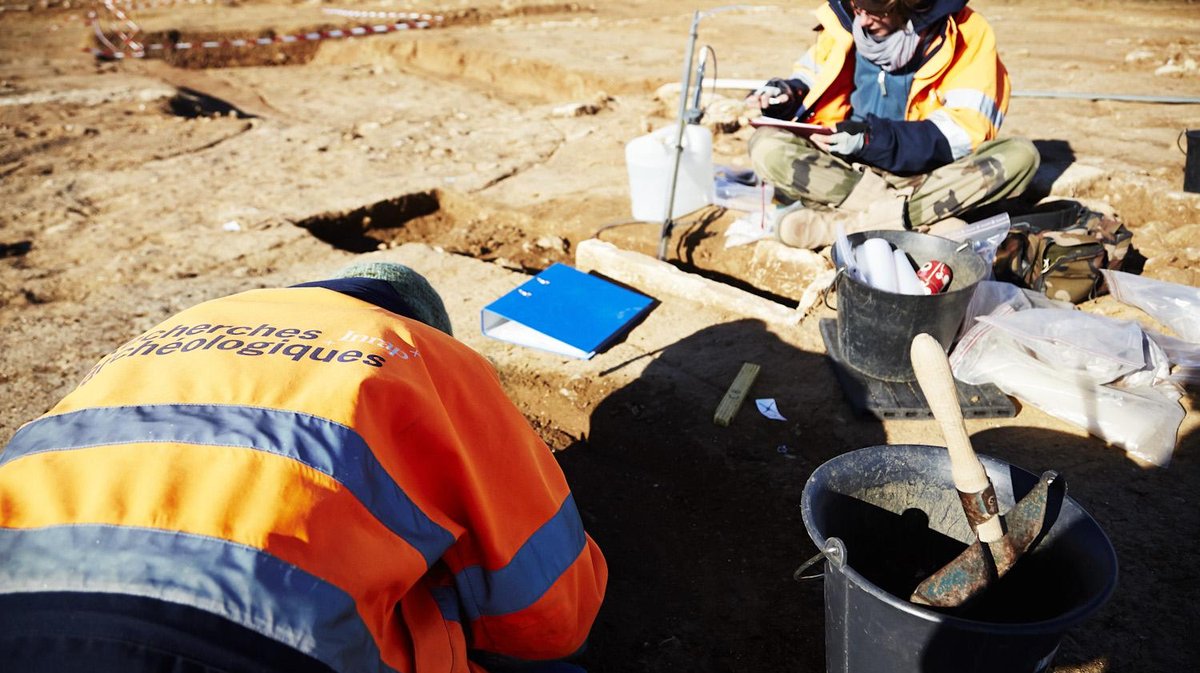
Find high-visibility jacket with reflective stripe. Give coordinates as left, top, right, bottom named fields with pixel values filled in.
left=0, top=283, right=607, bottom=673
left=793, top=2, right=1010, bottom=170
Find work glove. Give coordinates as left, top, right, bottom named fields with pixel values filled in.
left=820, top=120, right=870, bottom=157
left=750, top=77, right=807, bottom=120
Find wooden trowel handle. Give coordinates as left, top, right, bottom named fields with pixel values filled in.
left=910, top=333, right=1004, bottom=543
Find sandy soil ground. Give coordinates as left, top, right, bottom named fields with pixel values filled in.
left=2, top=1, right=1199, bottom=671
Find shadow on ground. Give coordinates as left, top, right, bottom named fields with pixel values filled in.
left=557, top=318, right=886, bottom=673
left=963, top=424, right=1198, bottom=672
left=557, top=316, right=1198, bottom=671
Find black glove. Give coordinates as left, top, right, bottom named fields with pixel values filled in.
left=753, top=77, right=808, bottom=120
left=834, top=120, right=870, bottom=135
left=823, top=120, right=871, bottom=156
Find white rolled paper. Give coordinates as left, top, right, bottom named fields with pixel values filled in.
left=893, top=248, right=924, bottom=295
left=860, top=237, right=898, bottom=293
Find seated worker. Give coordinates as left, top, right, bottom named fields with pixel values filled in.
left=0, top=262, right=606, bottom=673
left=747, top=0, right=1040, bottom=249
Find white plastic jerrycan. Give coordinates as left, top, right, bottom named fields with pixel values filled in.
left=624, top=124, right=714, bottom=222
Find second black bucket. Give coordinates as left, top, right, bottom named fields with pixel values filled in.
left=801, top=445, right=1118, bottom=673
left=833, top=230, right=986, bottom=382
left=1181, top=129, right=1200, bottom=193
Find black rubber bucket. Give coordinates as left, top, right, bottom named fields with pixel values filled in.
left=1181, top=129, right=1200, bottom=193
left=832, top=230, right=985, bottom=382
left=801, top=445, right=1117, bottom=673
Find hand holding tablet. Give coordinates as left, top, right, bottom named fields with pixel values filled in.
left=748, top=117, right=833, bottom=137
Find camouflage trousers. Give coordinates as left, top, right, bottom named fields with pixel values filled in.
left=747, top=127, right=1040, bottom=229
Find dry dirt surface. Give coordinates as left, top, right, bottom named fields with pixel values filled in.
left=2, top=1, right=1200, bottom=671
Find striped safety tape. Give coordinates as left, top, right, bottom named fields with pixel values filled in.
left=101, top=0, right=214, bottom=8
left=89, top=1, right=144, bottom=57
left=321, top=8, right=443, bottom=23
left=0, top=1, right=75, bottom=10
left=2, top=0, right=211, bottom=11
left=86, top=17, right=446, bottom=59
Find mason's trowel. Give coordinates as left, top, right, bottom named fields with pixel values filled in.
left=908, top=333, right=1059, bottom=608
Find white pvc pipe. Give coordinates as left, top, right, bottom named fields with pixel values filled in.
left=675, top=79, right=1200, bottom=105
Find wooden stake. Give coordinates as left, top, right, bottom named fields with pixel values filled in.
left=713, top=362, right=761, bottom=427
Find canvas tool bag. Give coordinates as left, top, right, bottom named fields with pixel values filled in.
left=993, top=200, right=1133, bottom=304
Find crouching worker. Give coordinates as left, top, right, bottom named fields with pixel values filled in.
left=0, top=262, right=607, bottom=673
left=747, top=0, right=1040, bottom=249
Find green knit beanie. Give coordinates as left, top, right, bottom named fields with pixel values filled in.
left=332, top=262, right=453, bottom=336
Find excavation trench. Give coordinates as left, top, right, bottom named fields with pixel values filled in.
left=293, top=190, right=585, bottom=275
left=294, top=190, right=830, bottom=312
left=101, top=3, right=653, bottom=102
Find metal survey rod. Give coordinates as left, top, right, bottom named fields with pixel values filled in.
left=689, top=48, right=709, bottom=124
left=655, top=6, right=767, bottom=260
left=657, top=9, right=701, bottom=261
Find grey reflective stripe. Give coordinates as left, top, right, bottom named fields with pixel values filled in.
left=793, top=51, right=818, bottom=88
left=453, top=495, right=586, bottom=621
left=4, top=404, right=457, bottom=566
left=942, top=88, right=1005, bottom=130
left=928, top=109, right=974, bottom=159
left=0, top=525, right=401, bottom=673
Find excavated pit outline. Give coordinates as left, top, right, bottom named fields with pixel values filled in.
left=295, top=191, right=442, bottom=253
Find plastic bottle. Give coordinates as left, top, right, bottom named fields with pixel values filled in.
left=625, top=124, right=715, bottom=222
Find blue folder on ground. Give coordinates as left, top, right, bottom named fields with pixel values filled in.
left=481, top=263, right=655, bottom=359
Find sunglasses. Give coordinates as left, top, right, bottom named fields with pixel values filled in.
left=848, top=0, right=894, bottom=20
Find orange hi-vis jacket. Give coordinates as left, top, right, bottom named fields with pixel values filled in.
left=793, top=1, right=1010, bottom=166
left=0, top=281, right=607, bottom=672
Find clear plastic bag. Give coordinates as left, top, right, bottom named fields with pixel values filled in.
left=955, top=280, right=1074, bottom=343
left=951, top=308, right=1184, bottom=467
left=942, top=213, right=1011, bottom=279
left=834, top=223, right=865, bottom=284
left=714, top=166, right=773, bottom=213
left=976, top=309, right=1150, bottom=383
left=1145, top=329, right=1200, bottom=385
left=1104, top=269, right=1200, bottom=342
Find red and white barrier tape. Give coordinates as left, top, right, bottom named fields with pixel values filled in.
left=321, top=8, right=443, bottom=23
left=87, top=19, right=443, bottom=59
left=102, top=0, right=214, bottom=8
left=1, top=1, right=71, bottom=11
left=2, top=0, right=211, bottom=11
left=89, top=0, right=143, bottom=57
left=83, top=2, right=446, bottom=60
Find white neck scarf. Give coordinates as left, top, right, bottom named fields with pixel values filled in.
left=851, top=15, right=920, bottom=73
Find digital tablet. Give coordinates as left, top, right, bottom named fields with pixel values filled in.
left=748, top=117, right=832, bottom=137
